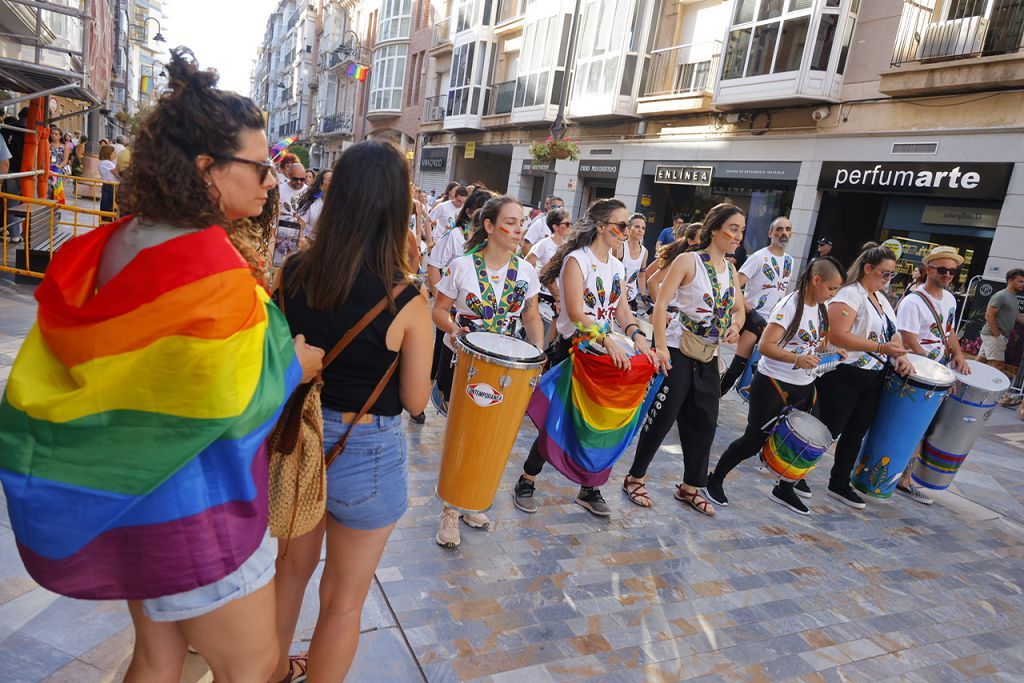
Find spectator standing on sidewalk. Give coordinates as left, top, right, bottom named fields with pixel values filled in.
left=98, top=144, right=119, bottom=221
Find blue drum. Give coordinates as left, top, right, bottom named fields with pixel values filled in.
left=852, top=355, right=955, bottom=499
left=736, top=348, right=762, bottom=403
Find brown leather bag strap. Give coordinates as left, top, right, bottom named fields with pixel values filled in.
left=319, top=283, right=409, bottom=372
left=324, top=354, right=400, bottom=468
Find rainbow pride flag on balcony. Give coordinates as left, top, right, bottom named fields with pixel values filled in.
left=345, top=63, right=369, bottom=82
left=0, top=218, right=301, bottom=599
left=527, top=347, right=661, bottom=487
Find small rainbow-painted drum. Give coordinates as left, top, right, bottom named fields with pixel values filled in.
left=736, top=348, right=762, bottom=403
left=912, top=360, right=1009, bottom=490
left=852, top=354, right=955, bottom=498
left=762, top=409, right=834, bottom=482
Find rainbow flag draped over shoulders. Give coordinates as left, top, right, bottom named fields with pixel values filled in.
left=0, top=217, right=301, bottom=600
left=527, top=348, right=662, bottom=487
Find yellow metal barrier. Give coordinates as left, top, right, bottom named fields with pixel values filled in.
left=1, top=189, right=118, bottom=279
left=50, top=172, right=121, bottom=239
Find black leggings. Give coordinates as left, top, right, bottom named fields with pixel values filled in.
left=430, top=328, right=444, bottom=380
left=709, top=372, right=817, bottom=484
left=816, top=364, right=885, bottom=490
left=627, top=347, right=719, bottom=487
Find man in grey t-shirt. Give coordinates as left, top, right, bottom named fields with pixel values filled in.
left=980, top=268, right=1024, bottom=372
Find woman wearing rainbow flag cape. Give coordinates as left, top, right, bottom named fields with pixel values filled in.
left=625, top=204, right=747, bottom=515
left=703, top=257, right=845, bottom=516
left=433, top=195, right=545, bottom=546
left=0, top=49, right=324, bottom=682
left=515, top=199, right=662, bottom=517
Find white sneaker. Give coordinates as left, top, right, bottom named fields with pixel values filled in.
left=435, top=507, right=461, bottom=547
left=897, top=483, right=934, bottom=505
left=461, top=511, right=490, bottom=529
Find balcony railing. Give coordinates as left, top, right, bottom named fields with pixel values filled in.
left=423, top=94, right=447, bottom=123
left=496, top=0, right=525, bottom=24
left=432, top=17, right=452, bottom=48
left=485, top=80, right=516, bottom=115
left=891, top=1, right=1024, bottom=67
left=641, top=41, right=721, bottom=98
left=320, top=112, right=353, bottom=135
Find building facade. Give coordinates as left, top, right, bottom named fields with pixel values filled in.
left=418, top=0, right=1024, bottom=289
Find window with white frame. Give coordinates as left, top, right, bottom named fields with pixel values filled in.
left=572, top=0, right=627, bottom=103
left=513, top=13, right=565, bottom=108
left=370, top=44, right=408, bottom=111
left=722, top=0, right=814, bottom=79
left=379, top=0, right=413, bottom=41
left=447, top=41, right=476, bottom=115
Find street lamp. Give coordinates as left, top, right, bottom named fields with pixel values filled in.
left=144, top=16, right=166, bottom=43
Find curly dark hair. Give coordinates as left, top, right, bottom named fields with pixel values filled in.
left=119, top=47, right=266, bottom=227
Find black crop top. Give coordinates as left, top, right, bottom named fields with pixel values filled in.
left=280, top=267, right=420, bottom=415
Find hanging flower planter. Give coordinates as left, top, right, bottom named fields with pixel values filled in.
left=529, top=136, right=579, bottom=163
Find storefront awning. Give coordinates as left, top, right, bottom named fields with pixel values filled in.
left=0, top=57, right=99, bottom=105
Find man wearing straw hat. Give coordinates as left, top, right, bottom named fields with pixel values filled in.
left=895, top=245, right=970, bottom=504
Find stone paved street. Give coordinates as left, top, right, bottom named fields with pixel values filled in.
left=2, top=274, right=1024, bottom=681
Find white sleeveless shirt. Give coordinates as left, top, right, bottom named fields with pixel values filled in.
left=621, top=241, right=648, bottom=302
left=555, top=246, right=626, bottom=339
left=665, top=251, right=734, bottom=349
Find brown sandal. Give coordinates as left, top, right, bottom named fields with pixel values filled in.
left=674, top=485, right=715, bottom=516
left=277, top=654, right=308, bottom=683
left=622, top=477, right=652, bottom=508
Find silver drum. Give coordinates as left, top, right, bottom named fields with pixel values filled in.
left=912, top=360, right=1010, bottom=491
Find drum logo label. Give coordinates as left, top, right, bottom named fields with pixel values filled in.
left=466, top=382, right=504, bottom=407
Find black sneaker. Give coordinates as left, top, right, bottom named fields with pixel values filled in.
left=513, top=475, right=538, bottom=513
left=827, top=485, right=867, bottom=510
left=770, top=485, right=810, bottom=515
left=793, top=479, right=812, bottom=499
left=409, top=412, right=426, bottom=424
left=701, top=480, right=729, bottom=507
left=576, top=486, right=611, bottom=517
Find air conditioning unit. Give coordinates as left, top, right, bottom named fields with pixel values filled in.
left=916, top=16, right=989, bottom=60
left=430, top=105, right=444, bottom=120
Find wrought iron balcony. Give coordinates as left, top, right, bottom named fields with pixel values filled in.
left=641, top=41, right=721, bottom=98
left=485, top=80, right=516, bottom=116
left=891, top=1, right=1024, bottom=67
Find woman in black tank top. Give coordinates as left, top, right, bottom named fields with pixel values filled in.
left=270, top=141, right=432, bottom=683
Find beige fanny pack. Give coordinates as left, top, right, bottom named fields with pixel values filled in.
left=678, top=328, right=718, bottom=363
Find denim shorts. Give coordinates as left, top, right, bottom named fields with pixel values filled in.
left=141, top=530, right=276, bottom=622
left=323, top=410, right=408, bottom=530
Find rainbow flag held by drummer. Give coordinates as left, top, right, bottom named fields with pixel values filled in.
left=527, top=340, right=662, bottom=487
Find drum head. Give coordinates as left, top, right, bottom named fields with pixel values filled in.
left=955, top=360, right=1011, bottom=392
left=905, top=354, right=956, bottom=389
left=785, top=410, right=833, bottom=449
left=462, top=331, right=546, bottom=363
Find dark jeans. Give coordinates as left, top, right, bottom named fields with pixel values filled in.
left=710, top=372, right=817, bottom=483
left=627, top=347, right=719, bottom=487
left=100, top=183, right=114, bottom=222
left=817, top=364, right=885, bottom=490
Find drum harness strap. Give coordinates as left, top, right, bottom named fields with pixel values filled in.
left=760, top=378, right=818, bottom=433
left=471, top=252, right=523, bottom=334
left=907, top=290, right=952, bottom=363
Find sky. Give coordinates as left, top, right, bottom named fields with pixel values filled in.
left=161, top=0, right=281, bottom=96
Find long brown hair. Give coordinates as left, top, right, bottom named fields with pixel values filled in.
left=687, top=203, right=744, bottom=253
left=540, top=198, right=626, bottom=287
left=845, top=242, right=896, bottom=286
left=463, top=195, right=522, bottom=253
left=284, top=141, right=411, bottom=310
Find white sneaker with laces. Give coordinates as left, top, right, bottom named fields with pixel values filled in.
left=461, top=511, right=490, bottom=528
left=435, top=507, right=461, bottom=547
left=898, top=483, right=934, bottom=505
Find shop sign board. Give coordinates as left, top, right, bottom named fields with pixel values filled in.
left=654, top=165, right=713, bottom=186
left=644, top=160, right=800, bottom=181
left=578, top=160, right=620, bottom=180
left=921, top=205, right=999, bottom=229
left=420, top=147, right=448, bottom=171
left=522, top=159, right=555, bottom=176
left=464, top=142, right=476, bottom=159
left=818, top=162, right=1012, bottom=200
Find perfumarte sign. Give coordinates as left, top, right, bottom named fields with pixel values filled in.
left=818, top=162, right=1012, bottom=200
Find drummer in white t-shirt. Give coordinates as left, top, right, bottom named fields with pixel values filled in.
left=432, top=196, right=544, bottom=548
left=704, top=258, right=845, bottom=516
left=514, top=199, right=659, bottom=518
left=894, top=245, right=970, bottom=504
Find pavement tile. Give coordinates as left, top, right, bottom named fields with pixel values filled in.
left=0, top=632, right=76, bottom=683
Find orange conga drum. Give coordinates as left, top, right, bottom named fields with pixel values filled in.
left=437, top=331, right=546, bottom=512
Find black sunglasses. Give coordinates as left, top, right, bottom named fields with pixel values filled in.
left=929, top=265, right=960, bottom=276
left=214, top=155, right=277, bottom=183
left=605, top=221, right=629, bottom=232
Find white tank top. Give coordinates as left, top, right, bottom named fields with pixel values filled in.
left=621, top=241, right=648, bottom=302
left=665, top=251, right=734, bottom=348
left=555, top=246, right=626, bottom=339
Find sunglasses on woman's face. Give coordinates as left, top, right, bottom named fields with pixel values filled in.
left=214, top=155, right=277, bottom=183
left=558, top=221, right=573, bottom=227
left=605, top=221, right=629, bottom=235
left=878, top=270, right=896, bottom=280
